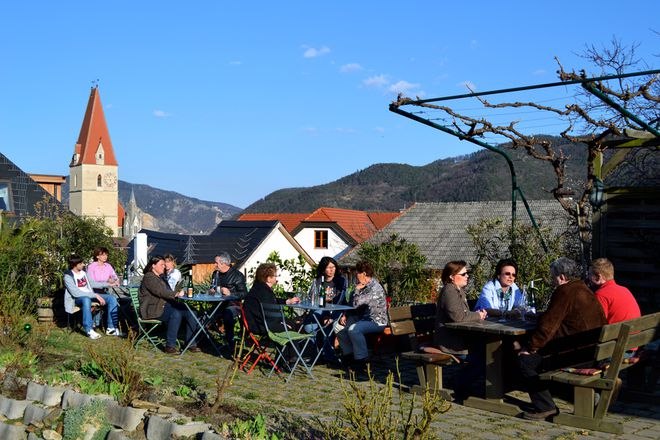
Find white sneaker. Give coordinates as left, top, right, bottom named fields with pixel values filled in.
left=105, top=328, right=125, bottom=337
left=87, top=329, right=101, bottom=340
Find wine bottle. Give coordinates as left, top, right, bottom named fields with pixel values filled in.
left=187, top=275, right=194, bottom=298
left=318, top=275, right=326, bottom=308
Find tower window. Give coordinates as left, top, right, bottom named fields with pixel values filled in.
left=314, top=230, right=328, bottom=249
left=97, top=175, right=102, bottom=188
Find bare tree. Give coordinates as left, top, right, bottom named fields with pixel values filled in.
left=392, top=38, right=659, bottom=265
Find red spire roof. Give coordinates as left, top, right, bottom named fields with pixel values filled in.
left=72, top=87, right=118, bottom=166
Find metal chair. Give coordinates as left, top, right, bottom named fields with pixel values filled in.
left=127, top=287, right=165, bottom=349
left=238, top=303, right=280, bottom=375
left=259, top=302, right=315, bottom=380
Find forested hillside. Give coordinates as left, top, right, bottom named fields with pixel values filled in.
left=243, top=138, right=588, bottom=213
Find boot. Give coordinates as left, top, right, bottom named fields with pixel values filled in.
left=340, top=355, right=353, bottom=371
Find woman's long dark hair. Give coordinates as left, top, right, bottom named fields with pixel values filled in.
left=316, top=256, right=339, bottom=278
left=144, top=255, right=164, bottom=274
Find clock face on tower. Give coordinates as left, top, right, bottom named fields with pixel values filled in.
left=103, top=172, right=117, bottom=188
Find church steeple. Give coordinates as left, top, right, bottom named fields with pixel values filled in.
left=70, top=86, right=118, bottom=167
left=69, top=86, right=120, bottom=236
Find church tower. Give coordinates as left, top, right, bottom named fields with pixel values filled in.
left=69, top=86, right=120, bottom=236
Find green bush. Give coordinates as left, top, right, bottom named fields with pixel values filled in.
left=63, top=399, right=112, bottom=440
left=357, top=234, right=434, bottom=305
left=466, top=217, right=577, bottom=308
left=320, top=367, right=450, bottom=440
left=0, top=197, right=125, bottom=317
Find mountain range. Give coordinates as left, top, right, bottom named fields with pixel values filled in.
left=62, top=137, right=589, bottom=234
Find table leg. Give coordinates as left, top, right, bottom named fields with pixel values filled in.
left=180, top=301, right=223, bottom=356
left=463, top=335, right=523, bottom=416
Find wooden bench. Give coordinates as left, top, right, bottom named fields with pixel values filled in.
left=538, top=311, right=660, bottom=434
left=388, top=303, right=458, bottom=399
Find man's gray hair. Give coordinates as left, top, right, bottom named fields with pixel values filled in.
left=550, top=257, right=580, bottom=281
left=215, top=251, right=232, bottom=265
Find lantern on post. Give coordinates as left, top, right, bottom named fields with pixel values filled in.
left=589, top=178, right=606, bottom=210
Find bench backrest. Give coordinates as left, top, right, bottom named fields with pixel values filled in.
left=388, top=303, right=436, bottom=350
left=542, top=311, right=660, bottom=370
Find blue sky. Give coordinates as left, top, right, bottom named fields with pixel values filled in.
left=1, top=1, right=657, bottom=208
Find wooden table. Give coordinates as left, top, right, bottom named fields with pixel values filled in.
left=445, top=317, right=536, bottom=415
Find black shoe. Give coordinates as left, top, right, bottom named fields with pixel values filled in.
left=522, top=407, right=559, bottom=421
left=187, top=345, right=202, bottom=353
left=164, top=346, right=178, bottom=355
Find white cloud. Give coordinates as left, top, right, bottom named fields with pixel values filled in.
left=303, top=45, right=330, bottom=58
left=533, top=69, right=546, bottom=76
left=458, top=80, right=477, bottom=91
left=388, top=80, right=420, bottom=94
left=363, top=74, right=389, bottom=88
left=335, top=127, right=357, bottom=134
left=228, top=60, right=242, bottom=66
left=153, top=110, right=171, bottom=118
left=340, top=63, right=363, bottom=73
left=374, top=127, right=385, bottom=133
left=302, top=126, right=318, bottom=135
left=470, top=39, right=478, bottom=49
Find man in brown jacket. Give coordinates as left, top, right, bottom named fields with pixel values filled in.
left=518, top=257, right=606, bottom=420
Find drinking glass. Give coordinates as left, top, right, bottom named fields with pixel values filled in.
left=497, top=289, right=508, bottom=322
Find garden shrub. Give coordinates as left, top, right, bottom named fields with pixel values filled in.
left=63, top=399, right=112, bottom=440
left=320, top=367, right=450, bottom=440
left=85, top=338, right=143, bottom=405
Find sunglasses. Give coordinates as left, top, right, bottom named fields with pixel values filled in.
left=456, top=272, right=469, bottom=277
left=501, top=271, right=517, bottom=277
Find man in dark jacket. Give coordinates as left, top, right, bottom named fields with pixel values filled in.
left=518, top=257, right=606, bottom=420
left=209, top=252, right=247, bottom=356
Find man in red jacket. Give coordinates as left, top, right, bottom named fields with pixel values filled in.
left=589, top=258, right=641, bottom=324
left=518, top=257, right=606, bottom=420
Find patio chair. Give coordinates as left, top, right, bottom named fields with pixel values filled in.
left=127, top=287, right=165, bottom=349
left=238, top=303, right=280, bottom=375
left=259, top=302, right=315, bottom=380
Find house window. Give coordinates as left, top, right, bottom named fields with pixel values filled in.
left=0, top=182, right=13, bottom=212
left=314, top=230, right=328, bottom=249
left=97, top=174, right=102, bottom=188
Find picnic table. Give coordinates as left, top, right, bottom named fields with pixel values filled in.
left=445, top=316, right=536, bottom=415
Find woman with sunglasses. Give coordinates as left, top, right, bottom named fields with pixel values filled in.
left=434, top=260, right=487, bottom=402
left=434, top=260, right=487, bottom=358
left=474, top=258, right=523, bottom=316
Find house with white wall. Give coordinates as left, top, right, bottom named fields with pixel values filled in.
left=239, top=208, right=400, bottom=264
left=130, top=220, right=314, bottom=289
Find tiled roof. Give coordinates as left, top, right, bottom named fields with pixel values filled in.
left=368, top=212, right=401, bottom=230
left=72, top=87, right=118, bottom=166
left=341, top=201, right=572, bottom=269
left=237, top=213, right=307, bottom=233
left=0, top=153, right=63, bottom=221
left=301, top=207, right=398, bottom=244
left=132, top=220, right=281, bottom=266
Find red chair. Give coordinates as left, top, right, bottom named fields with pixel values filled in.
left=237, top=303, right=280, bottom=375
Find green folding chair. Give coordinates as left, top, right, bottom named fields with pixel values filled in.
left=128, top=287, right=165, bottom=349
left=259, top=302, right=315, bottom=380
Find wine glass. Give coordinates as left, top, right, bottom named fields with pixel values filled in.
left=497, top=288, right=508, bottom=322
left=326, top=287, right=336, bottom=303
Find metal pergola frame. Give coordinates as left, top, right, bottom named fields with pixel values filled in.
left=389, top=69, right=660, bottom=253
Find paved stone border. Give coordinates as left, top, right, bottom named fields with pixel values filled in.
left=0, top=380, right=224, bottom=439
